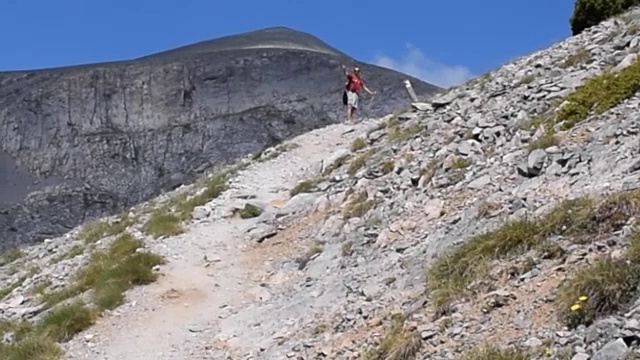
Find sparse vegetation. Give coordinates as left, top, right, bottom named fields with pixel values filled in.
left=458, top=345, right=532, bottom=360
left=420, top=160, right=439, bottom=184
left=627, top=23, right=640, bottom=35
left=381, top=161, right=395, bottom=175
left=78, top=213, right=135, bottom=244
left=322, top=154, right=350, bottom=176
left=173, top=173, right=228, bottom=221
left=142, top=210, right=184, bottom=238
left=341, top=241, right=353, bottom=256
left=555, top=56, right=640, bottom=129
left=42, top=232, right=165, bottom=311
left=362, top=314, right=422, bottom=360
left=290, top=177, right=322, bottom=196
left=0, top=233, right=164, bottom=359
left=350, top=137, right=367, bottom=152
left=239, top=203, right=263, bottom=219
left=0, top=248, right=25, bottom=267
left=557, top=230, right=640, bottom=328
left=343, top=192, right=376, bottom=220
left=50, top=245, right=84, bottom=264
left=348, top=150, right=374, bottom=175
left=388, top=123, right=423, bottom=144
left=36, top=302, right=97, bottom=343
left=570, top=0, right=639, bottom=35
left=426, top=190, right=640, bottom=312
left=560, top=48, right=592, bottom=69
left=476, top=200, right=499, bottom=218
left=516, top=74, right=536, bottom=86
left=450, top=157, right=472, bottom=170
left=253, top=142, right=299, bottom=162
left=527, top=131, right=560, bottom=152
left=518, top=115, right=549, bottom=131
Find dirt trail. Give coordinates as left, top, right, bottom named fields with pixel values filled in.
left=61, top=119, right=380, bottom=360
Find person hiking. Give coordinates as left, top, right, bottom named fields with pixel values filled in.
left=341, top=64, right=376, bottom=123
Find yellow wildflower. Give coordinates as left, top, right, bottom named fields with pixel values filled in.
left=545, top=348, right=553, bottom=356
left=571, top=304, right=581, bottom=311
left=579, top=296, right=588, bottom=302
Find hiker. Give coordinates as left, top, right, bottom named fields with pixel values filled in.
left=341, top=64, right=376, bottom=123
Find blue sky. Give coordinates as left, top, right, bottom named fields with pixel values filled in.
left=0, top=0, right=575, bottom=87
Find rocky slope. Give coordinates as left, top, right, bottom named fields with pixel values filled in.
left=0, top=26, right=440, bottom=251
left=4, top=6, right=640, bottom=360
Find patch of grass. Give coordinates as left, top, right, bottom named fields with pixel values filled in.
left=290, top=177, right=321, bottom=196
left=0, top=248, right=25, bottom=267
left=0, top=335, right=64, bottom=360
left=450, top=157, right=472, bottom=170
left=348, top=150, right=374, bottom=175
left=518, top=115, right=550, bottom=131
left=350, top=137, right=367, bottom=152
left=308, top=242, right=324, bottom=257
left=426, top=190, right=640, bottom=312
left=381, top=161, right=395, bottom=175
left=458, top=345, right=532, bottom=360
left=516, top=74, right=536, bottom=86
left=173, top=173, right=228, bottom=222
left=343, top=192, right=377, bottom=220
left=362, top=314, right=422, bottom=360
left=29, top=279, right=53, bottom=297
left=142, top=209, right=184, bottom=239
left=322, top=154, right=350, bottom=176
left=385, top=117, right=400, bottom=129
left=527, top=131, right=560, bottom=152
left=560, top=48, right=592, bottom=69
left=252, top=143, right=298, bottom=162
left=239, top=203, right=263, bottom=219
left=79, top=213, right=135, bottom=244
left=341, top=241, right=353, bottom=257
left=557, top=231, right=640, bottom=328
left=42, top=232, right=165, bottom=312
left=50, top=245, right=84, bottom=264
left=477, top=201, right=499, bottom=218
left=627, top=23, right=640, bottom=36
left=388, top=123, right=423, bottom=144
left=0, top=302, right=103, bottom=358
left=0, top=277, right=27, bottom=300
left=556, top=57, right=640, bottom=129
left=420, top=160, right=439, bottom=184
left=36, top=302, right=97, bottom=343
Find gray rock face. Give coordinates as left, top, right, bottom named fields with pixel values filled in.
left=0, top=27, right=440, bottom=250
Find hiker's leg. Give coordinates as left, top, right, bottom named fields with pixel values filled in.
left=346, top=91, right=358, bottom=123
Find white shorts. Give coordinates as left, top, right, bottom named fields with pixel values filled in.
left=346, top=91, right=359, bottom=108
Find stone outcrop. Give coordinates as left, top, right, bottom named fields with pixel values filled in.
left=0, top=27, right=440, bottom=250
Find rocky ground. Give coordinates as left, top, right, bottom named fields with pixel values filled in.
left=4, top=6, right=640, bottom=360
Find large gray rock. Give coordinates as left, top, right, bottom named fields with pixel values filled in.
left=0, top=27, right=441, bottom=250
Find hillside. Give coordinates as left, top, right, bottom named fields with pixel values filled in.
left=0, top=27, right=441, bottom=251
left=3, top=5, right=640, bottom=360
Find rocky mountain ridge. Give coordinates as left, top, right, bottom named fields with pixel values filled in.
left=2, top=6, right=640, bottom=360
left=0, top=26, right=440, bottom=251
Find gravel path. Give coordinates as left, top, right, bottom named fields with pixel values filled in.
left=61, top=118, right=380, bottom=360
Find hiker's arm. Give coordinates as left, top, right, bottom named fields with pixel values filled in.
left=341, top=65, right=349, bottom=77
left=364, top=84, right=376, bottom=95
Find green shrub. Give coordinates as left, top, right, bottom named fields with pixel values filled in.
left=570, top=0, right=639, bottom=35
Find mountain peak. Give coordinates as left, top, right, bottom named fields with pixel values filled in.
left=139, top=26, right=347, bottom=61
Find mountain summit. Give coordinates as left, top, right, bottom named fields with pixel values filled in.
left=0, top=26, right=441, bottom=249
left=138, top=26, right=350, bottom=61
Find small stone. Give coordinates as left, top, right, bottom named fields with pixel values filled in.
left=592, top=338, right=629, bottom=360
